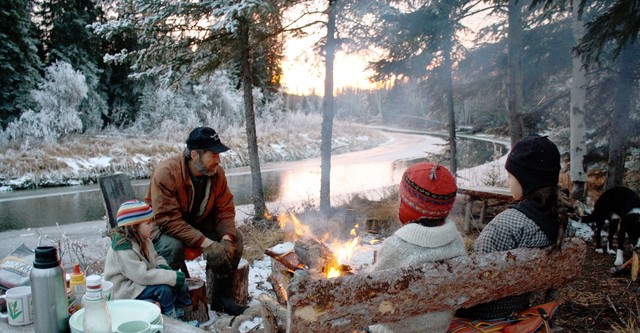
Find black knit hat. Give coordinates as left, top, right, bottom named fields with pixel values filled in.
left=505, top=135, right=560, bottom=196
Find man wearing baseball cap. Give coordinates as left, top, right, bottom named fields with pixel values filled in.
left=145, top=126, right=247, bottom=316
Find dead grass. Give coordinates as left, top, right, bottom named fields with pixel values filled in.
left=0, top=116, right=386, bottom=189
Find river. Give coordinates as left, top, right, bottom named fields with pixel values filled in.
left=0, top=131, right=506, bottom=232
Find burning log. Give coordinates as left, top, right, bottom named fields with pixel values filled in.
left=286, top=238, right=587, bottom=333
left=294, top=237, right=337, bottom=275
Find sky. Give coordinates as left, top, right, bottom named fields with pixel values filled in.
left=279, top=2, right=495, bottom=96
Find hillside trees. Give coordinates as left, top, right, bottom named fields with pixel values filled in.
left=0, top=0, right=43, bottom=129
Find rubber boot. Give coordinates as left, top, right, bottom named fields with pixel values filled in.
left=210, top=274, right=248, bottom=316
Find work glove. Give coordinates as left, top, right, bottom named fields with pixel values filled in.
left=203, top=241, right=232, bottom=276
left=221, top=238, right=237, bottom=260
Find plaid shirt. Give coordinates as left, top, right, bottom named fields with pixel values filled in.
left=457, top=208, right=553, bottom=320
left=475, top=208, right=552, bottom=253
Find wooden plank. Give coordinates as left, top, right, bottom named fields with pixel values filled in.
left=286, top=238, right=586, bottom=333
left=98, top=174, right=137, bottom=228
left=457, top=185, right=512, bottom=201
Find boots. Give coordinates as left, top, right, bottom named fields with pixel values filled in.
left=210, top=292, right=249, bottom=316
left=210, top=274, right=249, bottom=316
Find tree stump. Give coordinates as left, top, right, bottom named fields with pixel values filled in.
left=182, top=277, right=209, bottom=323
left=206, top=258, right=250, bottom=307
left=232, top=259, right=249, bottom=305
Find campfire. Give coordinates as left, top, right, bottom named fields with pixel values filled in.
left=266, top=212, right=380, bottom=303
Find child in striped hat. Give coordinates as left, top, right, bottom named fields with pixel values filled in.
left=369, top=162, right=467, bottom=333
left=103, top=200, right=191, bottom=318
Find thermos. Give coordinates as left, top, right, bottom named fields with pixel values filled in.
left=30, top=246, right=69, bottom=333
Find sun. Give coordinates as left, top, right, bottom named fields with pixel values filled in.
left=281, top=34, right=383, bottom=96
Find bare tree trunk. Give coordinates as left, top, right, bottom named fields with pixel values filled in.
left=442, top=30, right=457, bottom=175
left=605, top=42, right=634, bottom=190
left=569, top=4, right=587, bottom=200
left=507, top=0, right=524, bottom=147
left=239, top=18, right=267, bottom=219
left=320, top=0, right=337, bottom=218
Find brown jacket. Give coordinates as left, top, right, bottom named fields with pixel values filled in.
left=145, top=154, right=236, bottom=248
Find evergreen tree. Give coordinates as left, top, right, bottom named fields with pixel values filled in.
left=0, top=0, right=43, bottom=129
left=39, top=0, right=107, bottom=130
left=94, top=0, right=295, bottom=221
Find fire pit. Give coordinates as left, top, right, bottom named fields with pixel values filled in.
left=265, top=213, right=381, bottom=304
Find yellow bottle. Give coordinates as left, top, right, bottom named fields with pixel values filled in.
left=68, top=263, right=86, bottom=314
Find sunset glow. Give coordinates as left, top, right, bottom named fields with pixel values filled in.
left=281, top=39, right=382, bottom=96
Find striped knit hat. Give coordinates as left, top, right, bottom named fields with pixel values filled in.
left=399, top=162, right=457, bottom=224
left=116, top=200, right=153, bottom=227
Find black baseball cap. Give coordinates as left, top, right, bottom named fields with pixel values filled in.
left=186, top=127, right=230, bottom=153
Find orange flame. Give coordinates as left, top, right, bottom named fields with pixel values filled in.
left=326, top=227, right=360, bottom=278
left=278, top=213, right=312, bottom=242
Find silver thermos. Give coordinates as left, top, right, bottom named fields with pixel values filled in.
left=30, top=246, right=70, bottom=333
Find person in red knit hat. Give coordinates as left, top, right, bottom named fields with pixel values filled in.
left=369, top=162, right=467, bottom=333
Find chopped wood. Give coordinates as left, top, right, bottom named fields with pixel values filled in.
left=259, top=294, right=287, bottom=333
left=265, top=248, right=306, bottom=272
left=286, top=238, right=587, bottom=333
left=294, top=238, right=336, bottom=273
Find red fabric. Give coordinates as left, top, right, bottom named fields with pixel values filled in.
left=399, top=162, right=457, bottom=224
left=184, top=247, right=202, bottom=261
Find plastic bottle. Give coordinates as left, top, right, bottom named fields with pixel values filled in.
left=29, top=246, right=69, bottom=333
left=68, top=263, right=86, bottom=314
left=83, top=274, right=112, bottom=333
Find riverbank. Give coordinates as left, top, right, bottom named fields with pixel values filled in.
left=0, top=116, right=387, bottom=190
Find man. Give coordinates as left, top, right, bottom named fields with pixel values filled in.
left=145, top=126, right=248, bottom=316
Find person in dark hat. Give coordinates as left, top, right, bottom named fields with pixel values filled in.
left=456, top=135, right=572, bottom=320
left=369, top=162, right=467, bottom=333
left=145, top=126, right=248, bottom=316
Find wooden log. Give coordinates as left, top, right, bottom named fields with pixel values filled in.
left=457, top=185, right=512, bottom=201
left=259, top=294, right=287, bottom=333
left=182, top=277, right=209, bottom=323
left=294, top=238, right=336, bottom=274
left=232, top=259, right=250, bottom=305
left=286, top=238, right=587, bottom=333
left=268, top=254, right=296, bottom=304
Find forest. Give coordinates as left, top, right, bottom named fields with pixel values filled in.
left=1, top=0, right=639, bottom=213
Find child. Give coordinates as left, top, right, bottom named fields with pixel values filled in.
left=369, top=162, right=467, bottom=333
left=456, top=135, right=572, bottom=320
left=104, top=200, right=191, bottom=318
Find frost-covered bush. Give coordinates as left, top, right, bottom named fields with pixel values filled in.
left=135, top=84, right=196, bottom=132
left=195, top=72, right=244, bottom=127
left=3, top=61, right=87, bottom=144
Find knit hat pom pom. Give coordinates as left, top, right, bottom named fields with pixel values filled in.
left=116, top=200, right=153, bottom=227
left=399, top=162, right=457, bottom=225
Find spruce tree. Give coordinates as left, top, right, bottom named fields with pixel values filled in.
left=0, top=0, right=43, bottom=129
left=39, top=0, right=107, bottom=130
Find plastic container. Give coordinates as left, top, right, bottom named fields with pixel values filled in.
left=68, top=263, right=86, bottom=314
left=82, top=274, right=112, bottom=333
left=29, top=246, right=69, bottom=333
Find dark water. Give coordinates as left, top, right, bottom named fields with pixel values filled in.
left=0, top=137, right=502, bottom=232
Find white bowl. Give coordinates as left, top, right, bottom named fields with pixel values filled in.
left=69, top=299, right=162, bottom=333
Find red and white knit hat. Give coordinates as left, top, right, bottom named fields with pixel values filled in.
left=116, top=200, right=153, bottom=227
left=398, top=162, right=457, bottom=224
